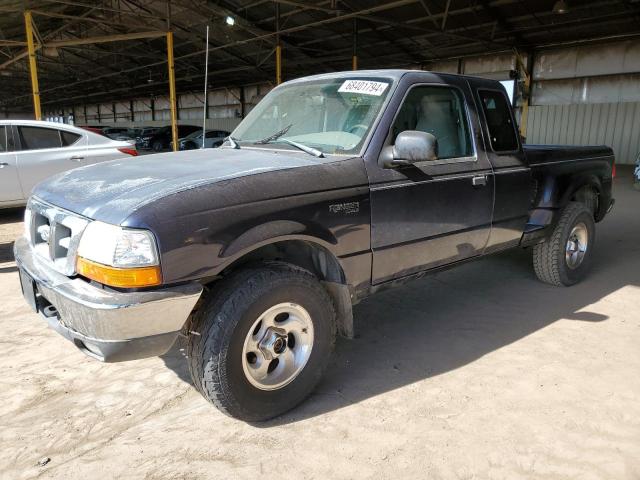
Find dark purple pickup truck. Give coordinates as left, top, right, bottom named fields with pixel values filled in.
left=15, top=70, right=615, bottom=421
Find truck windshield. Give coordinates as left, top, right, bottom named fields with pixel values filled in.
left=232, top=77, right=393, bottom=155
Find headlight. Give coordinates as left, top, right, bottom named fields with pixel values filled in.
left=76, top=221, right=161, bottom=288
left=24, top=207, right=32, bottom=243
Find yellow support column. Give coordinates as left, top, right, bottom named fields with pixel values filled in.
left=275, top=2, right=282, bottom=85
left=516, top=51, right=531, bottom=140
left=352, top=18, right=358, bottom=70
left=166, top=31, right=178, bottom=152
left=275, top=43, right=282, bottom=85
left=24, top=11, right=41, bottom=120
left=519, top=74, right=530, bottom=139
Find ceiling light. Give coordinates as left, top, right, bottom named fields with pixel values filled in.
left=225, top=16, right=235, bottom=26
left=552, top=0, right=569, bottom=14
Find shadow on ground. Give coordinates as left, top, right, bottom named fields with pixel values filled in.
left=161, top=170, right=640, bottom=425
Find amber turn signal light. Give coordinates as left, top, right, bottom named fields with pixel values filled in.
left=76, top=257, right=161, bottom=288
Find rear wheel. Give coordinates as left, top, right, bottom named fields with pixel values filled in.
left=187, top=264, right=336, bottom=421
left=533, top=202, right=596, bottom=286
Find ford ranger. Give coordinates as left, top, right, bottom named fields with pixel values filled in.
left=15, top=70, right=615, bottom=421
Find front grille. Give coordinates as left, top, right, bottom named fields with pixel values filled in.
left=27, top=197, right=89, bottom=276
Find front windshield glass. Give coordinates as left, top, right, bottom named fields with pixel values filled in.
left=232, top=77, right=393, bottom=155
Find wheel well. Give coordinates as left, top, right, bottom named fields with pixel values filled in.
left=220, top=240, right=345, bottom=283
left=571, top=185, right=599, bottom=216
left=214, top=240, right=354, bottom=338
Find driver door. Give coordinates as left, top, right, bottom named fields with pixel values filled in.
left=366, top=77, right=494, bottom=284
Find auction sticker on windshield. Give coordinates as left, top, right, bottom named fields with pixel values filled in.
left=338, top=80, right=389, bottom=96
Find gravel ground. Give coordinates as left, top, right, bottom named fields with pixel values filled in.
left=0, top=168, right=638, bottom=480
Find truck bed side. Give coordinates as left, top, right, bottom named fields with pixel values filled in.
left=522, top=144, right=615, bottom=245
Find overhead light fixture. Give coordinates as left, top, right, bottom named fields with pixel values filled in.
left=552, top=0, right=569, bottom=14
left=225, top=15, right=235, bottom=26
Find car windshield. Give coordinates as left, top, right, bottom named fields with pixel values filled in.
left=232, top=77, right=393, bottom=155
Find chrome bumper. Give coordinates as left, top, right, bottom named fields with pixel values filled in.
left=14, top=236, right=202, bottom=362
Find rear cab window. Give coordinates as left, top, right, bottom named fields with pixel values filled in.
left=478, top=89, right=519, bottom=153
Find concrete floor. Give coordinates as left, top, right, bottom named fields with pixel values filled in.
left=1, top=169, right=638, bottom=480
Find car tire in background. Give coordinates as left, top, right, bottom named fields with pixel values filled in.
left=152, top=140, right=164, bottom=152
left=187, top=263, right=336, bottom=422
left=533, top=201, right=596, bottom=286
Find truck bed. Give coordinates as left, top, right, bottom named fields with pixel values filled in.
left=524, top=144, right=614, bottom=165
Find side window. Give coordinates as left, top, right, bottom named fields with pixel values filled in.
left=0, top=126, right=6, bottom=152
left=391, top=86, right=473, bottom=159
left=478, top=90, right=519, bottom=152
left=61, top=131, right=81, bottom=146
left=18, top=126, right=63, bottom=150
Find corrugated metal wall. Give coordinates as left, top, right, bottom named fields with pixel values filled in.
left=527, top=40, right=640, bottom=165
left=527, top=103, right=640, bottom=164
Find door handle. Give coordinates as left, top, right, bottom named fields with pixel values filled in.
left=472, top=175, right=487, bottom=187
left=0, top=162, right=8, bottom=168
left=69, top=156, right=84, bottom=162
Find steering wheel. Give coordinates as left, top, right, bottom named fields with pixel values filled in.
left=348, top=124, right=368, bottom=135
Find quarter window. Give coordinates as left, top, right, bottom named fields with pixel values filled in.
left=478, top=90, right=519, bottom=152
left=18, top=126, right=63, bottom=150
left=392, top=86, right=473, bottom=159
left=61, top=131, right=81, bottom=146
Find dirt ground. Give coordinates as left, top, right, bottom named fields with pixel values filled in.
left=1, top=169, right=639, bottom=480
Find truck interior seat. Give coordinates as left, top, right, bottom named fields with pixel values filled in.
left=416, top=98, right=460, bottom=158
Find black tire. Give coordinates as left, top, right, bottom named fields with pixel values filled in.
left=152, top=140, right=164, bottom=152
left=533, top=202, right=596, bottom=286
left=187, top=263, right=336, bottom=422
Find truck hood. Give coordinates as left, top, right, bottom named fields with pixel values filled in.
left=33, top=147, right=334, bottom=225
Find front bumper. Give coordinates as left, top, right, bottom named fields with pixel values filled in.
left=14, top=236, right=202, bottom=362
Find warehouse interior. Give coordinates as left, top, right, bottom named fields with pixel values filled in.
left=2, top=2, right=640, bottom=478
left=1, top=0, right=639, bottom=163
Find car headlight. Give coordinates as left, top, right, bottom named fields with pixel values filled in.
left=24, top=207, right=32, bottom=243
left=76, top=221, right=161, bottom=288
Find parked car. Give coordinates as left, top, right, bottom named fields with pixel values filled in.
left=101, top=127, right=131, bottom=140
left=133, top=127, right=159, bottom=149
left=106, top=128, right=141, bottom=144
left=15, top=70, right=615, bottom=421
left=138, top=125, right=200, bottom=151
left=179, top=129, right=230, bottom=150
left=0, top=120, right=137, bottom=208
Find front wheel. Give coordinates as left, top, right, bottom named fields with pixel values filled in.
left=187, top=264, right=336, bottom=421
left=533, top=202, right=596, bottom=286
left=152, top=140, right=164, bottom=152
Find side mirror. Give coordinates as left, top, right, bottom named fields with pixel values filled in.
left=381, top=130, right=438, bottom=168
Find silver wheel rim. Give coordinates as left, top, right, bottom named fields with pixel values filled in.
left=241, top=302, right=314, bottom=391
left=565, top=222, right=588, bottom=269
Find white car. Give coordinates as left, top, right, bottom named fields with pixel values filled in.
left=178, top=129, right=230, bottom=150
left=0, top=120, right=138, bottom=208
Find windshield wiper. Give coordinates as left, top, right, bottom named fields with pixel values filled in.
left=279, top=138, right=324, bottom=158
left=225, top=135, right=240, bottom=149
left=254, top=124, right=292, bottom=144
